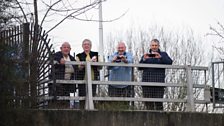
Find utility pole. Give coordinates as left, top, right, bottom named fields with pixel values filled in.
left=99, top=0, right=104, bottom=81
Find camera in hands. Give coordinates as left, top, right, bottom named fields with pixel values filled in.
left=147, top=53, right=156, bottom=57
left=115, top=55, right=126, bottom=62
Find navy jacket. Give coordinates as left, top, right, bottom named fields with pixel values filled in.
left=53, top=51, right=76, bottom=80
left=139, top=50, right=172, bottom=83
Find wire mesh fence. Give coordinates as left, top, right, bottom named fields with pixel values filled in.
left=39, top=61, right=209, bottom=112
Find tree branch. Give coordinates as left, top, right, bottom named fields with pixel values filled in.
left=70, top=9, right=128, bottom=23
left=40, top=0, right=62, bottom=27
left=45, top=0, right=103, bottom=34
left=15, top=0, right=28, bottom=23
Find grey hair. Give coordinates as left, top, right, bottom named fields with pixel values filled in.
left=82, top=39, right=92, bottom=46
left=117, top=41, right=126, bottom=47
left=151, top=39, right=160, bottom=45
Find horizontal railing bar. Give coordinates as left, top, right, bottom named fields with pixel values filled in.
left=93, top=97, right=187, bottom=103
left=195, top=100, right=210, bottom=104
left=38, top=96, right=85, bottom=101
left=93, top=81, right=185, bottom=87
left=42, top=80, right=208, bottom=88
left=191, top=66, right=208, bottom=70
left=213, top=105, right=224, bottom=108
left=193, top=84, right=209, bottom=88
left=56, top=80, right=85, bottom=84
left=38, top=96, right=186, bottom=103
left=212, top=61, right=224, bottom=64
left=63, top=61, right=208, bottom=70
left=39, top=79, right=52, bottom=84
left=87, top=62, right=181, bottom=69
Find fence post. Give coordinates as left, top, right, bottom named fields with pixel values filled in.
left=30, top=23, right=39, bottom=108
left=211, top=62, right=216, bottom=108
left=22, top=23, right=30, bottom=108
left=85, top=61, right=94, bottom=110
left=186, top=65, right=195, bottom=112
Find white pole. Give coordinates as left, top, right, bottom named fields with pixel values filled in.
left=99, top=0, right=104, bottom=81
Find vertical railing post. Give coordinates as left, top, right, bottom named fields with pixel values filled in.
left=211, top=62, right=216, bottom=108
left=186, top=65, right=195, bottom=112
left=51, top=51, right=57, bottom=102
left=22, top=23, right=30, bottom=108
left=85, top=61, right=94, bottom=110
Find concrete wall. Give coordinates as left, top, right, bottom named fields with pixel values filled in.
left=1, top=110, right=224, bottom=126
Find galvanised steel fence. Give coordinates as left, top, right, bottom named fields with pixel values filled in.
left=40, top=61, right=209, bottom=112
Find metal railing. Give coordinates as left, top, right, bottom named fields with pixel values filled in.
left=211, top=61, right=224, bottom=108
left=39, top=61, right=209, bottom=112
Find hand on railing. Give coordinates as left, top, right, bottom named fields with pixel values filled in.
left=78, top=62, right=85, bottom=70
left=91, top=56, right=97, bottom=62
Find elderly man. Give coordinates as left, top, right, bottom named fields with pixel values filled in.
left=49, top=42, right=76, bottom=108
left=54, top=42, right=76, bottom=80
left=107, top=42, right=133, bottom=109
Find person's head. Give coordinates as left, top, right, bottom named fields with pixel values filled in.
left=150, top=39, right=160, bottom=52
left=82, top=39, right=92, bottom=53
left=60, top=42, right=71, bottom=56
left=117, top=42, right=126, bottom=55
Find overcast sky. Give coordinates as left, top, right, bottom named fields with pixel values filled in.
left=45, top=0, right=224, bottom=54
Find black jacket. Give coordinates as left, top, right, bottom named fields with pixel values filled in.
left=53, top=51, right=76, bottom=80
left=76, top=51, right=99, bottom=80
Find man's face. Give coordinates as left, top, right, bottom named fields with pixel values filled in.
left=60, top=43, right=71, bottom=56
left=82, top=41, right=91, bottom=52
left=150, top=41, right=159, bottom=52
left=117, top=43, right=126, bottom=55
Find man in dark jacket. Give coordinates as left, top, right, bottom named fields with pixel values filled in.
left=139, top=39, right=173, bottom=110
left=49, top=42, right=76, bottom=108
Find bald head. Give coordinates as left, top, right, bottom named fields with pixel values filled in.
left=61, top=42, right=71, bottom=48
left=60, top=42, right=71, bottom=57
left=117, top=42, right=126, bottom=54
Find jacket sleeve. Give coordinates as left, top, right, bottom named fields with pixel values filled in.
left=160, top=52, right=173, bottom=65
left=126, top=52, right=133, bottom=63
left=54, top=52, right=62, bottom=64
left=138, top=56, right=145, bottom=70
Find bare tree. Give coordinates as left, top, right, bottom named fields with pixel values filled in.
left=207, top=22, right=224, bottom=113
left=12, top=0, right=128, bottom=35
left=207, top=22, right=224, bottom=60
left=0, top=0, right=21, bottom=29
left=105, top=25, right=207, bottom=111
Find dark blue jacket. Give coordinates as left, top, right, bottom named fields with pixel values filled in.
left=53, top=51, right=76, bottom=80
left=139, top=50, right=172, bottom=82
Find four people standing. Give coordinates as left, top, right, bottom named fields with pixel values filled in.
left=51, top=39, right=172, bottom=110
